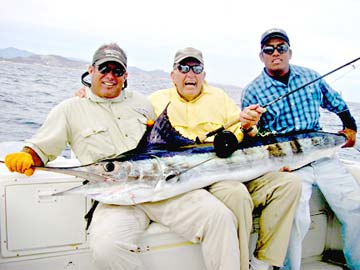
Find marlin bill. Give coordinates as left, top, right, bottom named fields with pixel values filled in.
left=40, top=131, right=345, bottom=205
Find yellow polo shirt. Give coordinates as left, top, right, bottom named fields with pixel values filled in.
left=149, top=82, right=243, bottom=143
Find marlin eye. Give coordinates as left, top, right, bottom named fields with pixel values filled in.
left=104, top=162, right=115, bottom=172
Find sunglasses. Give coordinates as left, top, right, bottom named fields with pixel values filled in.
left=96, top=63, right=126, bottom=77
left=177, top=64, right=204, bottom=74
left=262, top=44, right=289, bottom=55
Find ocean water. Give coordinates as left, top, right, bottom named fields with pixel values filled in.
left=0, top=61, right=359, bottom=161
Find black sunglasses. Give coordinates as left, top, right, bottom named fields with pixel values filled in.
left=262, top=44, right=289, bottom=55
left=177, top=64, right=204, bottom=74
left=96, top=63, right=126, bottom=77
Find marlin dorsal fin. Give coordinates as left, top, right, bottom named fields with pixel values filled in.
left=136, top=103, right=195, bottom=151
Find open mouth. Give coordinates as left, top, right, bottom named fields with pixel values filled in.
left=185, top=82, right=196, bottom=86
left=103, top=81, right=116, bottom=86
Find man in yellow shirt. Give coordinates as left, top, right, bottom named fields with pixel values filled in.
left=149, top=47, right=301, bottom=270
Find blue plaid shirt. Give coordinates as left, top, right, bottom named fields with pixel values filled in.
left=241, top=65, right=349, bottom=134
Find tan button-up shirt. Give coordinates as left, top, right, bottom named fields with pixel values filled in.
left=26, top=88, right=155, bottom=164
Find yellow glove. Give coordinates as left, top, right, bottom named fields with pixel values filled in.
left=5, top=152, right=35, bottom=176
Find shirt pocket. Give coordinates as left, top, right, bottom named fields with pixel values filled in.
left=118, top=113, right=148, bottom=147
left=79, top=127, right=116, bottom=162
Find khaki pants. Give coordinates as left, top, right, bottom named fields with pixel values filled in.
left=209, top=172, right=301, bottom=269
left=89, top=189, right=240, bottom=270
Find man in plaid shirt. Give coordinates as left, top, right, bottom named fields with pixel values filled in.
left=241, top=28, right=360, bottom=270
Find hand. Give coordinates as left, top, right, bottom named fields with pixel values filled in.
left=239, top=104, right=266, bottom=130
left=74, top=86, right=86, bottom=98
left=5, top=152, right=35, bottom=176
left=339, top=128, right=357, bottom=148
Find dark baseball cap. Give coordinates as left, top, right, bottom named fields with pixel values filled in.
left=92, top=44, right=127, bottom=68
left=260, top=28, right=290, bottom=47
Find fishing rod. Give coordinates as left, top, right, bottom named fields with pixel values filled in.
left=1, top=57, right=359, bottom=168
left=196, top=56, right=360, bottom=143
left=263, top=56, right=360, bottom=108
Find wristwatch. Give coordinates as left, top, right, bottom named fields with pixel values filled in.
left=240, top=126, right=258, bottom=137
left=240, top=126, right=254, bottom=133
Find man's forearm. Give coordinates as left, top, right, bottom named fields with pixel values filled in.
left=338, top=110, right=357, bottom=131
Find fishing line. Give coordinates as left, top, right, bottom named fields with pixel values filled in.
left=0, top=148, right=137, bottom=170
left=165, top=157, right=216, bottom=181
left=329, top=63, right=360, bottom=85
left=0, top=159, right=99, bottom=170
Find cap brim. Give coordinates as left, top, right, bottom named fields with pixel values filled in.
left=175, top=55, right=204, bottom=64
left=95, top=57, right=126, bottom=68
left=261, top=34, right=290, bottom=46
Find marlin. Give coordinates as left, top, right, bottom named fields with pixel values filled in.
left=21, top=105, right=343, bottom=206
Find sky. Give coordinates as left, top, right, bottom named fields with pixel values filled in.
left=1, top=0, right=360, bottom=102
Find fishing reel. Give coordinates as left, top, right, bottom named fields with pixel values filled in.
left=213, top=130, right=238, bottom=158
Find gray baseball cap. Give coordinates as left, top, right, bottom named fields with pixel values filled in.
left=92, top=44, right=127, bottom=68
left=174, top=47, right=204, bottom=65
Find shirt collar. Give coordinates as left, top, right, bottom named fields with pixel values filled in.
left=171, top=81, right=210, bottom=103
left=261, top=65, right=299, bottom=88
left=85, top=87, right=127, bottom=103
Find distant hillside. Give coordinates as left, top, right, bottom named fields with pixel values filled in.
left=0, top=47, right=243, bottom=100
left=0, top=47, right=34, bottom=58
left=2, top=54, right=89, bottom=69
left=0, top=50, right=88, bottom=69
left=0, top=47, right=88, bottom=69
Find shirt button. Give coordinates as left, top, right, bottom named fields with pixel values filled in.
left=125, top=134, right=128, bottom=137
